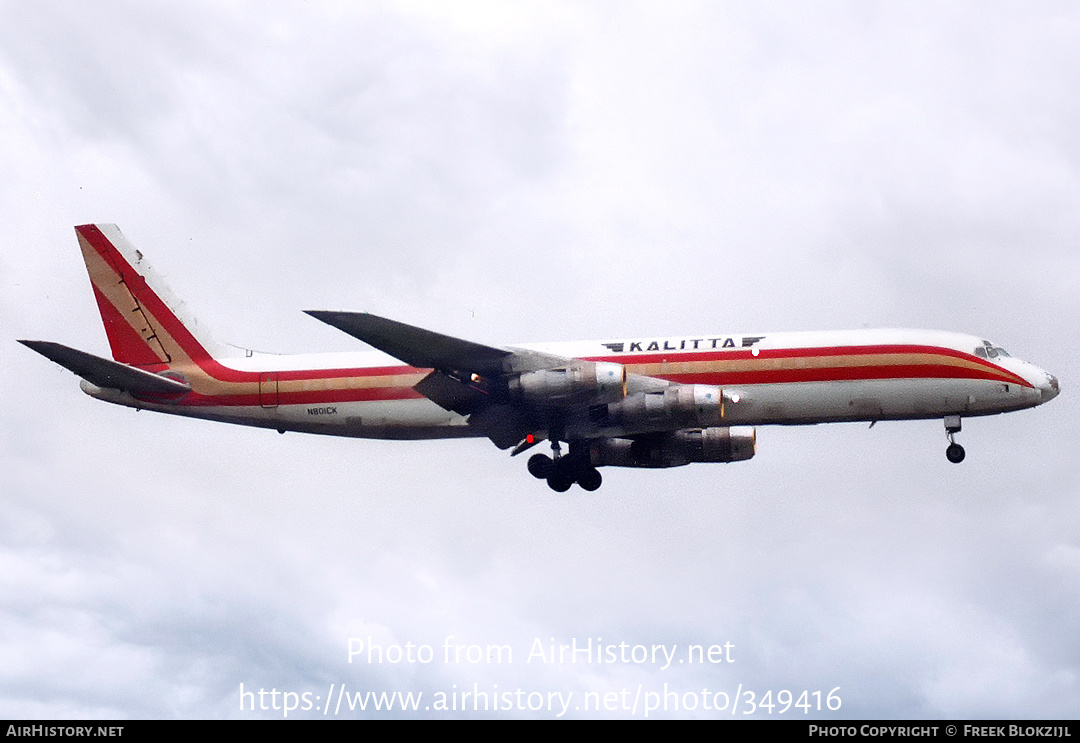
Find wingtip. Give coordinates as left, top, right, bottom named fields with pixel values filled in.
left=18, top=339, right=67, bottom=361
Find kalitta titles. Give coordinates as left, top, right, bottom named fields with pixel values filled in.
left=600, top=336, right=765, bottom=354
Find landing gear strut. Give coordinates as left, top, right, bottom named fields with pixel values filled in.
left=944, top=415, right=965, bottom=463
left=526, top=440, right=603, bottom=492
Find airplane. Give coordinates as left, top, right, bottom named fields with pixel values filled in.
left=19, top=224, right=1060, bottom=492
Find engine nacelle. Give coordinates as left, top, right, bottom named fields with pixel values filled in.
left=591, top=427, right=756, bottom=468
left=595, top=385, right=723, bottom=434
left=509, top=361, right=627, bottom=404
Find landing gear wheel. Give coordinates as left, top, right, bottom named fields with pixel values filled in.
left=577, top=468, right=602, bottom=492
left=946, top=443, right=966, bottom=464
left=547, top=475, right=574, bottom=492
left=527, top=453, right=554, bottom=479
left=547, top=453, right=582, bottom=492
left=942, top=416, right=965, bottom=464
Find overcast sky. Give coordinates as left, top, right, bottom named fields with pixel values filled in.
left=1, top=0, right=1078, bottom=719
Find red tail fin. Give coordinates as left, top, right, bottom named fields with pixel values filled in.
left=75, top=224, right=222, bottom=368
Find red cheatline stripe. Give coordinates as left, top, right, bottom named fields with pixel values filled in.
left=139, top=386, right=427, bottom=407
left=587, top=343, right=1008, bottom=369
left=661, top=364, right=1024, bottom=387
left=584, top=347, right=1031, bottom=388
left=587, top=343, right=984, bottom=364
left=275, top=366, right=419, bottom=380
left=152, top=360, right=1025, bottom=408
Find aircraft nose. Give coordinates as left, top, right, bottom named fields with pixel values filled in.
left=1038, top=371, right=1060, bottom=402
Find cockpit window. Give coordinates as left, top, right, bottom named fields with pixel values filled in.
left=975, top=340, right=1010, bottom=359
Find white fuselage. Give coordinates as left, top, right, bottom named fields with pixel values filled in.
left=83, top=328, right=1058, bottom=440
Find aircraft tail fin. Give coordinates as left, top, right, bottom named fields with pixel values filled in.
left=74, top=224, right=229, bottom=368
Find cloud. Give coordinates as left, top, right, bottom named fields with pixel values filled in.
left=1, top=0, right=1078, bottom=718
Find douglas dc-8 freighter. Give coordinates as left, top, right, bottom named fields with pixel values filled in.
left=20, top=224, right=1060, bottom=492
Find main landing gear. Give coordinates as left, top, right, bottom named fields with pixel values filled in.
left=944, top=415, right=965, bottom=463
left=527, top=440, right=603, bottom=492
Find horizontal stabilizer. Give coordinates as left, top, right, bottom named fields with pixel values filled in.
left=305, top=311, right=512, bottom=375
left=18, top=340, right=191, bottom=395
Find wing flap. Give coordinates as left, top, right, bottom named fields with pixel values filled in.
left=413, top=370, right=490, bottom=416
left=18, top=340, right=191, bottom=395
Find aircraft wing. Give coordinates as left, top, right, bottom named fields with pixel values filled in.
left=306, top=311, right=572, bottom=374
left=305, top=311, right=514, bottom=375
left=306, top=311, right=594, bottom=448
left=18, top=340, right=191, bottom=395
left=307, top=310, right=711, bottom=454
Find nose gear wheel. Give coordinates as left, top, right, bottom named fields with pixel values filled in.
left=944, top=416, right=965, bottom=463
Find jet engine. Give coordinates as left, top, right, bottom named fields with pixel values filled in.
left=509, top=361, right=627, bottom=404
left=591, top=426, right=756, bottom=468
left=593, top=385, right=724, bottom=434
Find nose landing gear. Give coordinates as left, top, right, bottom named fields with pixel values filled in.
left=944, top=415, right=965, bottom=463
